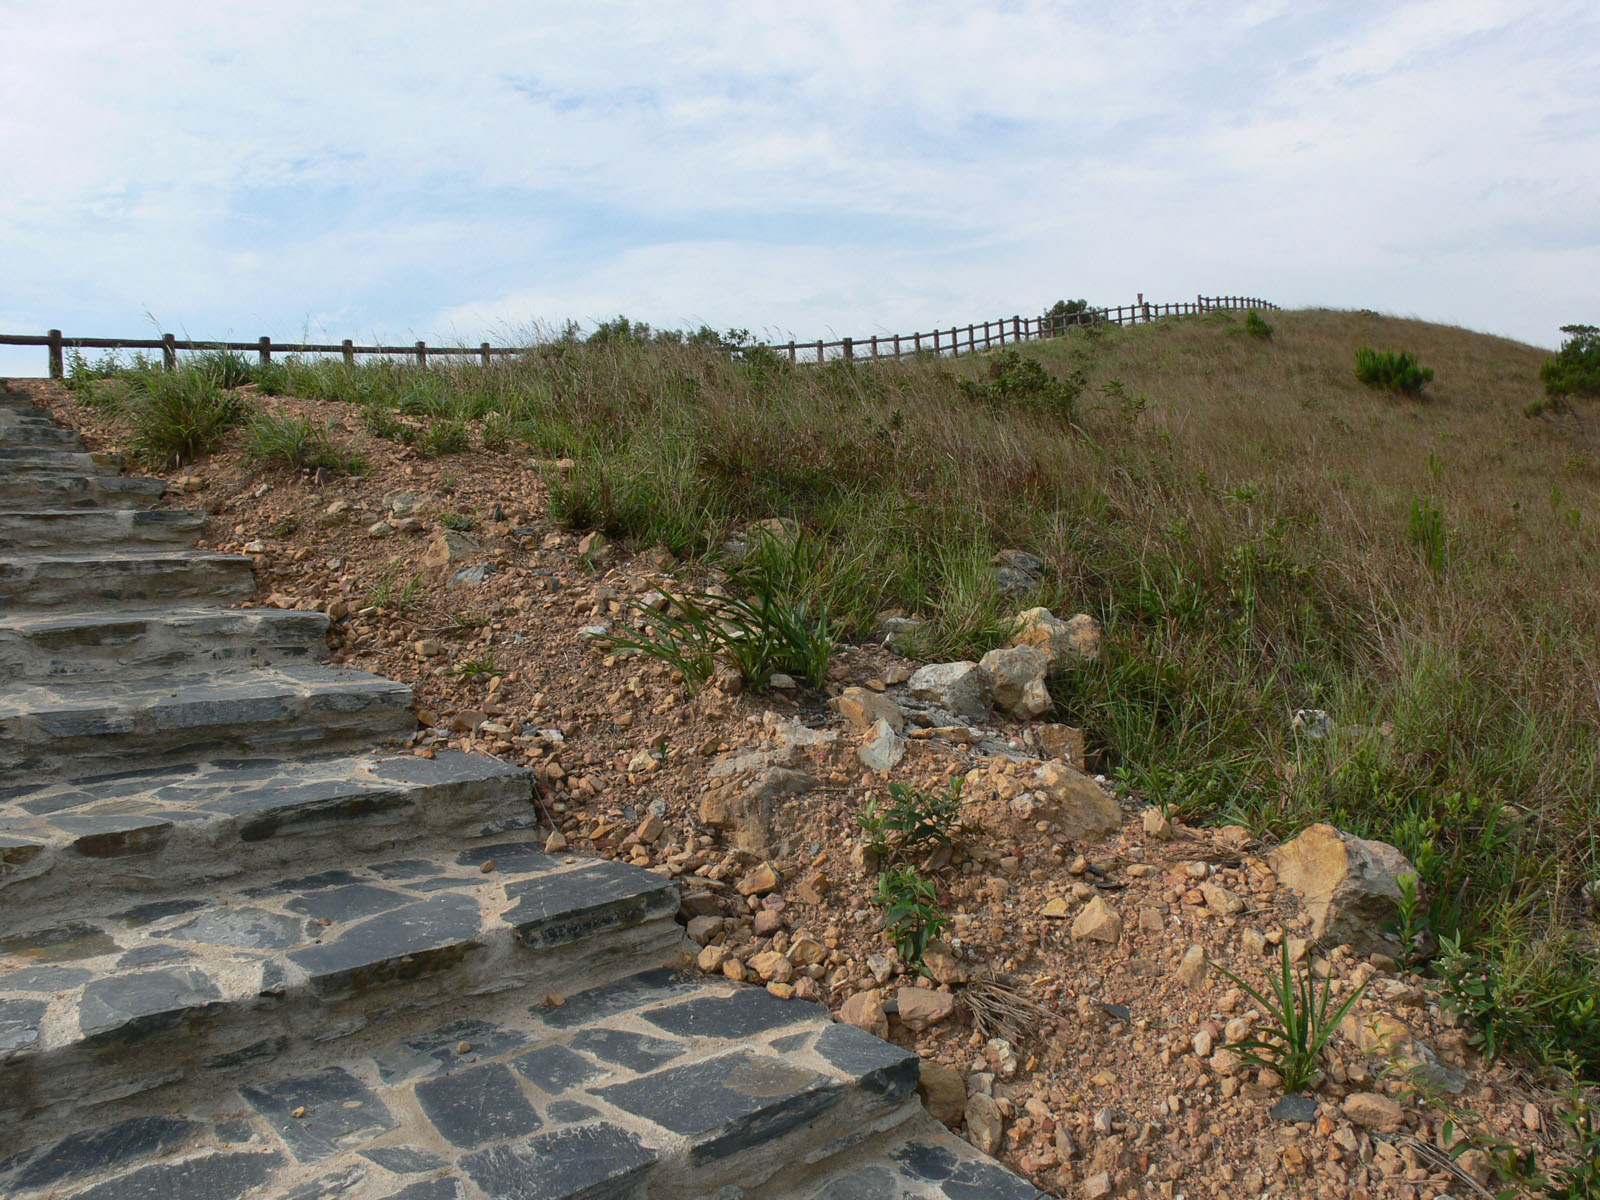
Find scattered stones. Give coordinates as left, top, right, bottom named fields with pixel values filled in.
left=1269, top=823, right=1416, bottom=954
left=833, top=688, right=905, bottom=734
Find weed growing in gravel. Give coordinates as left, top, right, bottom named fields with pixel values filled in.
left=415, top=419, right=471, bottom=458
left=874, top=867, right=949, bottom=970
left=247, top=413, right=363, bottom=474
left=1213, top=935, right=1369, bottom=1093
left=439, top=511, right=477, bottom=531
left=856, top=778, right=963, bottom=862
left=362, top=566, right=422, bottom=613
left=447, top=657, right=497, bottom=678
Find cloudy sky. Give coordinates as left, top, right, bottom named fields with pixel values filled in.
left=2, top=1, right=1596, bottom=375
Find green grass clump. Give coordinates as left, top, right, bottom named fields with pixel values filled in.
left=1355, top=346, right=1435, bottom=394
left=126, top=368, right=249, bottom=468
left=188, top=349, right=257, bottom=389
left=246, top=413, right=364, bottom=474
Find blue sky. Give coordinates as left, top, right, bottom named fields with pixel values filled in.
left=2, top=0, right=1597, bottom=375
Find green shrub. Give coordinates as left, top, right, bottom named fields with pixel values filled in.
left=874, top=867, right=948, bottom=969
left=127, top=370, right=249, bottom=468
left=1539, top=324, right=1600, bottom=400
left=246, top=413, right=362, bottom=474
left=856, top=778, right=963, bottom=862
left=415, top=419, right=471, bottom=457
left=1244, top=309, right=1274, bottom=339
left=1355, top=346, right=1434, bottom=395
left=958, top=349, right=1083, bottom=421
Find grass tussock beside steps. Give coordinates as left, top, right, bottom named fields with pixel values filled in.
left=70, top=307, right=1600, bottom=1078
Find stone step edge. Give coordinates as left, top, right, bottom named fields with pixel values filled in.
left=0, top=971, right=940, bottom=1200
left=0, top=846, right=685, bottom=1123
left=0, top=750, right=533, bottom=932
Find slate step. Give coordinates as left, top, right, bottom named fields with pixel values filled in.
left=0, top=472, right=166, bottom=512
left=0, top=665, right=416, bottom=775
left=0, top=751, right=535, bottom=928
left=0, top=846, right=684, bottom=1131
left=0, top=967, right=1013, bottom=1200
left=0, top=447, right=122, bottom=473
left=0, top=550, right=254, bottom=613
left=0, top=414, right=79, bottom=448
left=774, top=1116, right=1051, bottom=1200
left=0, top=509, right=205, bottom=552
left=0, top=605, right=331, bottom=682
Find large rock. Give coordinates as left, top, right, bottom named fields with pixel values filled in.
left=1269, top=823, right=1416, bottom=955
left=1012, top=607, right=1101, bottom=667
left=857, top=719, right=906, bottom=773
left=918, top=1061, right=967, bottom=1127
left=698, top=767, right=818, bottom=857
left=978, top=645, right=1052, bottom=718
left=1032, top=762, right=1122, bottom=840
left=909, top=661, right=994, bottom=724
left=1071, top=896, right=1123, bottom=943
left=834, top=688, right=905, bottom=734
left=894, top=987, right=956, bottom=1032
left=421, top=529, right=480, bottom=577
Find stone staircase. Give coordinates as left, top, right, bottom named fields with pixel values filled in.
left=0, top=380, right=1045, bottom=1200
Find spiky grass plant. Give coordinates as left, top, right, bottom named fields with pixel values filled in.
left=127, top=369, right=249, bottom=468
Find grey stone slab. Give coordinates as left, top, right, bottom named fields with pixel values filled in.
left=456, top=841, right=552, bottom=873
left=285, top=884, right=410, bottom=923
left=891, top=1140, right=1047, bottom=1200
left=155, top=907, right=310, bottom=950
left=241, top=1067, right=395, bottom=1163
left=593, top=1051, right=838, bottom=1165
left=504, top=860, right=677, bottom=949
left=361, top=1146, right=448, bottom=1175
left=2, top=1116, right=201, bottom=1191
left=459, top=1123, right=657, bottom=1200
left=68, top=1150, right=281, bottom=1200
left=391, top=1178, right=465, bottom=1200
left=281, top=1163, right=370, bottom=1199
left=376, top=1018, right=537, bottom=1085
left=78, top=966, right=223, bottom=1042
left=117, top=945, right=193, bottom=968
left=813, top=1022, right=919, bottom=1102
left=538, top=969, right=698, bottom=1031
left=286, top=892, right=483, bottom=996
left=564, top=1027, right=686, bottom=1074
left=0, top=996, right=46, bottom=1054
left=806, top=1164, right=907, bottom=1200
left=0, top=921, right=116, bottom=960
left=115, top=899, right=207, bottom=927
left=642, top=986, right=819, bottom=1042
left=1, top=964, right=91, bottom=992
left=509, top=1044, right=607, bottom=1094
left=415, top=1062, right=544, bottom=1148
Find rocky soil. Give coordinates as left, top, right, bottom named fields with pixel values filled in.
left=31, top=379, right=1591, bottom=1199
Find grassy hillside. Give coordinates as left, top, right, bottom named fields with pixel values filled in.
left=70, top=305, right=1600, bottom=1076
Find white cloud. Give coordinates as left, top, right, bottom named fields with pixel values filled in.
left=1, top=0, right=1597, bottom=376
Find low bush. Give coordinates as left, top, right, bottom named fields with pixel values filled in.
left=246, top=413, right=363, bottom=474
left=1244, top=309, right=1274, bottom=339
left=957, top=349, right=1083, bottom=421
left=874, top=867, right=948, bottom=969
left=856, top=778, right=963, bottom=862
left=1355, top=346, right=1434, bottom=395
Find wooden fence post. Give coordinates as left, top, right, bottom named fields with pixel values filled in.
left=786, top=341, right=796, bottom=363
left=480, top=342, right=491, bottom=367
left=1013, top=315, right=1021, bottom=342
left=816, top=340, right=823, bottom=364
left=932, top=330, right=940, bottom=354
left=47, top=329, right=63, bottom=379
left=842, top=337, right=853, bottom=363
left=161, top=334, right=176, bottom=371
left=893, top=334, right=901, bottom=358
left=967, top=324, right=975, bottom=354
left=258, top=336, right=272, bottom=366
left=914, top=332, right=922, bottom=354
left=341, top=339, right=355, bottom=367
left=414, top=341, right=427, bottom=367
left=870, top=335, right=878, bottom=360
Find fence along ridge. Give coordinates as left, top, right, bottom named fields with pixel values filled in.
left=2, top=294, right=1278, bottom=379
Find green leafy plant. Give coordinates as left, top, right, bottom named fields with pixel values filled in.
left=856, top=777, right=963, bottom=861
left=1539, top=324, right=1600, bottom=400
left=874, top=867, right=949, bottom=969
left=1407, top=492, right=1449, bottom=573
left=439, top=511, right=477, bottom=531
left=1212, top=934, right=1371, bottom=1092
left=958, top=350, right=1083, bottom=421
left=595, top=578, right=834, bottom=694
left=1244, top=309, right=1274, bottom=339
left=247, top=413, right=362, bottom=474
left=1356, top=346, right=1435, bottom=395
left=1436, top=934, right=1600, bottom=1072
left=127, top=369, right=250, bottom=468
left=190, top=349, right=257, bottom=389
left=1386, top=872, right=1431, bottom=967
left=447, top=657, right=497, bottom=678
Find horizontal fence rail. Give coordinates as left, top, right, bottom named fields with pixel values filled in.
left=1, top=294, right=1278, bottom=379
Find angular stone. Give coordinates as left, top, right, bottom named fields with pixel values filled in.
left=908, top=662, right=994, bottom=724
left=1342, top=1091, right=1405, bottom=1131
left=812, top=1022, right=919, bottom=1103
left=838, top=989, right=888, bottom=1039
left=892, top=1137, right=1044, bottom=1199
left=0, top=997, right=47, bottom=1055
left=564, top=1027, right=686, bottom=1073
left=645, top=986, right=816, bottom=1041
left=286, top=893, right=483, bottom=996
left=918, top=1062, right=967, bottom=1127
left=1175, top=945, right=1208, bottom=988
left=538, top=968, right=697, bottom=1030
left=78, top=967, right=223, bottom=1042
left=509, top=1044, right=607, bottom=1094
left=1269, top=823, right=1416, bottom=954
left=1012, top=607, right=1101, bottom=667
left=857, top=719, right=905, bottom=773
left=1071, top=896, right=1123, bottom=944
left=503, top=858, right=676, bottom=948
left=834, top=688, right=905, bottom=734
left=964, top=1092, right=1004, bottom=1154
left=894, top=987, right=956, bottom=1031
left=699, top=768, right=816, bottom=858
left=977, top=645, right=1050, bottom=717
left=1032, top=762, right=1122, bottom=840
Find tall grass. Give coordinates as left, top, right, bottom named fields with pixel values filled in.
left=89, top=312, right=1598, bottom=1072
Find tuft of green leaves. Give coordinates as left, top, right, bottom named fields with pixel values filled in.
left=1356, top=346, right=1434, bottom=395
left=247, top=413, right=363, bottom=474
left=127, top=369, right=250, bottom=468
left=874, top=867, right=949, bottom=969
left=1213, top=934, right=1370, bottom=1093
left=958, top=349, right=1083, bottom=421
left=1245, top=309, right=1274, bottom=339
left=1539, top=324, right=1600, bottom=400
left=856, top=778, right=963, bottom=862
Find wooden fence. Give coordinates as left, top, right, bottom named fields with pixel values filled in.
left=0, top=294, right=1277, bottom=379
